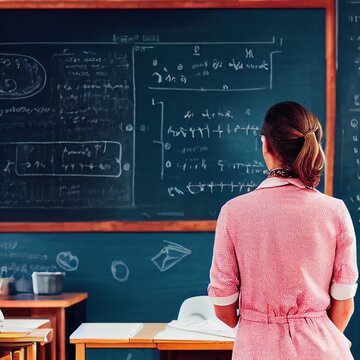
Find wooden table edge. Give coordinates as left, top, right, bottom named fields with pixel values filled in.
left=87, top=342, right=156, bottom=348
left=0, top=328, right=53, bottom=345
left=70, top=338, right=129, bottom=344
left=0, top=292, right=88, bottom=308
left=156, top=340, right=234, bottom=350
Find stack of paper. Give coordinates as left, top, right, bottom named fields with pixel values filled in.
left=0, top=319, right=49, bottom=335
left=167, top=319, right=237, bottom=339
left=70, top=323, right=143, bottom=341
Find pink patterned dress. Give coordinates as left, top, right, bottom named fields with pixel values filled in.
left=208, top=177, right=358, bottom=360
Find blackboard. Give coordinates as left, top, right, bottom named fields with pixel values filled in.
left=334, top=0, right=360, bottom=355
left=0, top=232, right=212, bottom=322
left=0, top=8, right=327, bottom=226
left=0, top=230, right=211, bottom=360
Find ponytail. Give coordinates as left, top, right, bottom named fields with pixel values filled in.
left=292, top=128, right=325, bottom=187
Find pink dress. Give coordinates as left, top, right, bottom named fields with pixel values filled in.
left=208, top=177, right=358, bottom=360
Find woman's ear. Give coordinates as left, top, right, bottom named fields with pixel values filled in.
left=261, top=136, right=282, bottom=170
left=261, top=135, right=269, bottom=154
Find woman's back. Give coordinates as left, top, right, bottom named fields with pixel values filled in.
left=209, top=177, right=357, bottom=359
left=226, top=177, right=345, bottom=315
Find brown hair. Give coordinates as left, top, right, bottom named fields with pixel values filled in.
left=261, top=101, right=325, bottom=188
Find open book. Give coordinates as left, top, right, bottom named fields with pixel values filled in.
left=167, top=319, right=237, bottom=339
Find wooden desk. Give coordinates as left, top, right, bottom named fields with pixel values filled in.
left=0, top=292, right=87, bottom=360
left=0, top=319, right=53, bottom=360
left=70, top=323, right=233, bottom=360
left=0, top=328, right=53, bottom=360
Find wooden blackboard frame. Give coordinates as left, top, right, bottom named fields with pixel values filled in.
left=0, top=0, right=335, bottom=232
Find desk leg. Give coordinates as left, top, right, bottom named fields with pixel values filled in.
left=75, top=344, right=85, bottom=360
left=15, top=348, right=25, bottom=360
left=30, top=309, right=57, bottom=360
left=38, top=344, right=46, bottom=360
left=26, top=344, right=36, bottom=360
left=56, top=308, right=66, bottom=360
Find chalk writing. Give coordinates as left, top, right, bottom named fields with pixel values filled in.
left=140, top=39, right=282, bottom=91
left=0, top=44, right=134, bottom=209
left=0, top=24, right=322, bottom=220
left=167, top=123, right=259, bottom=138
left=338, top=0, right=360, bottom=227
left=0, top=241, right=18, bottom=250
left=168, top=181, right=258, bottom=197
left=13, top=141, right=122, bottom=177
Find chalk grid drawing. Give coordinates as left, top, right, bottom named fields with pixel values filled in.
left=56, top=251, right=79, bottom=271
left=111, top=260, right=130, bottom=282
left=151, top=240, right=191, bottom=272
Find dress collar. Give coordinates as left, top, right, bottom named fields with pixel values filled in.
left=256, top=176, right=310, bottom=190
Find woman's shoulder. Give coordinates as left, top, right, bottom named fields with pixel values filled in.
left=223, top=186, right=347, bottom=214
left=312, top=190, right=346, bottom=208
left=221, top=190, right=263, bottom=214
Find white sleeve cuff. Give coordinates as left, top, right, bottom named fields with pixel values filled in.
left=330, top=283, right=358, bottom=300
left=209, top=292, right=239, bottom=306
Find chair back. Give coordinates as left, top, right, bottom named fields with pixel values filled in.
left=177, top=296, right=217, bottom=321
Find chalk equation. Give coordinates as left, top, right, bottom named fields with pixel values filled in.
left=149, top=97, right=265, bottom=198
left=134, top=39, right=278, bottom=202
left=168, top=180, right=258, bottom=197
left=134, top=37, right=282, bottom=92
left=11, top=141, right=122, bottom=177
left=0, top=31, right=315, bottom=218
left=0, top=45, right=134, bottom=209
left=338, top=0, right=360, bottom=227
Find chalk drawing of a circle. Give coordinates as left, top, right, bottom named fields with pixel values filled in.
left=123, top=162, right=130, bottom=171
left=56, top=251, right=79, bottom=272
left=111, top=260, right=129, bottom=282
left=0, top=53, right=47, bottom=99
left=351, top=119, right=358, bottom=128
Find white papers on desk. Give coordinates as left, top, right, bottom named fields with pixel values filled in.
left=70, top=323, right=143, bottom=340
left=0, top=319, right=49, bottom=334
left=166, top=319, right=237, bottom=339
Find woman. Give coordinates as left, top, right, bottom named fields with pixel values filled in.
left=208, top=101, right=358, bottom=359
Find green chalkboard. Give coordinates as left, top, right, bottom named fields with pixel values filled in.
left=0, top=9, right=326, bottom=222
left=0, top=231, right=211, bottom=360
left=0, top=231, right=213, bottom=321
left=334, top=0, right=360, bottom=356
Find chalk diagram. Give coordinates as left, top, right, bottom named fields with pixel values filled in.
left=0, top=53, right=47, bottom=99
left=56, top=251, right=79, bottom=272
left=111, top=260, right=130, bottom=282
left=151, top=241, right=191, bottom=272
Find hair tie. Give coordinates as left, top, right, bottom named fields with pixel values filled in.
left=304, top=131, right=316, bottom=140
